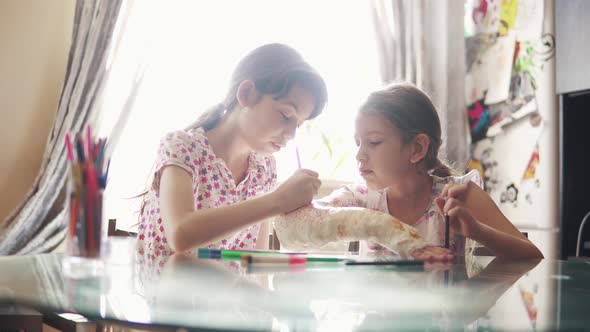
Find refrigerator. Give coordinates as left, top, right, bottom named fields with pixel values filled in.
left=465, top=0, right=559, bottom=260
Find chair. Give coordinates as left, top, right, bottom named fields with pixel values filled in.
left=107, top=219, right=137, bottom=237
left=42, top=312, right=96, bottom=332
left=348, top=241, right=360, bottom=254
left=0, top=304, right=42, bottom=332
left=269, top=229, right=280, bottom=250
left=576, top=211, right=590, bottom=257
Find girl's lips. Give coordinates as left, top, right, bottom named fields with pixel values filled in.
left=359, top=169, right=373, bottom=176
left=271, top=142, right=283, bottom=151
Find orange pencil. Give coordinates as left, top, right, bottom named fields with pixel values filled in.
left=70, top=198, right=78, bottom=237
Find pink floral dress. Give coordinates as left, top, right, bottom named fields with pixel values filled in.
left=136, top=128, right=277, bottom=270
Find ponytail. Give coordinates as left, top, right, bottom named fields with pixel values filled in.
left=186, top=103, right=226, bottom=131
left=430, top=158, right=457, bottom=178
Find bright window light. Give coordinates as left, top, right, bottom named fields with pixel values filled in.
left=100, top=0, right=381, bottom=230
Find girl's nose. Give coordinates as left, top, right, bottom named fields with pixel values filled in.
left=355, top=146, right=366, bottom=162
left=283, top=122, right=297, bottom=141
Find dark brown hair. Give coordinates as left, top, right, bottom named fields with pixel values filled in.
left=358, top=82, right=456, bottom=177
left=191, top=43, right=328, bottom=131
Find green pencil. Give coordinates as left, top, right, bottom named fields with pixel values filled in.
left=197, top=248, right=350, bottom=263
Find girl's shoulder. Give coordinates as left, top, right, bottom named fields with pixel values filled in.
left=164, top=128, right=276, bottom=169
left=452, top=169, right=484, bottom=188
left=158, top=127, right=212, bottom=155
left=152, top=128, right=210, bottom=185
left=163, top=127, right=207, bottom=145
left=433, top=169, right=484, bottom=194
left=316, top=183, right=370, bottom=208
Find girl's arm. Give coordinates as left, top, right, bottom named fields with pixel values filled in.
left=437, top=182, right=543, bottom=259
left=275, top=192, right=453, bottom=261
left=471, top=220, right=543, bottom=259
left=160, top=166, right=320, bottom=252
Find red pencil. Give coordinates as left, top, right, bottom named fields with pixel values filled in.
left=65, top=133, right=74, bottom=162
left=85, top=162, right=96, bottom=256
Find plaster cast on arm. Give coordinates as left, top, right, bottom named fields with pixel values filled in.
left=273, top=203, right=429, bottom=258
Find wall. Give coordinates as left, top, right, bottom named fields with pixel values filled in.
left=556, top=0, right=590, bottom=94
left=0, top=0, right=75, bottom=224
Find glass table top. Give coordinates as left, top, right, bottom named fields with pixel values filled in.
left=1, top=237, right=589, bottom=331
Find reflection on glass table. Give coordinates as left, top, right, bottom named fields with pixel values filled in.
left=0, top=237, right=588, bottom=331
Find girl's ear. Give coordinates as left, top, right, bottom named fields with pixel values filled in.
left=410, top=133, right=430, bottom=164
left=236, top=80, right=259, bottom=108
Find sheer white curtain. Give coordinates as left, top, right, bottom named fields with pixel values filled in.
left=370, top=0, right=468, bottom=168
left=101, top=0, right=382, bottom=231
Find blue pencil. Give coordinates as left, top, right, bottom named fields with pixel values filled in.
left=95, top=138, right=107, bottom=171
left=75, top=136, right=85, bottom=163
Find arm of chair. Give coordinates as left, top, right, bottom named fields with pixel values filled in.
left=107, top=219, right=137, bottom=237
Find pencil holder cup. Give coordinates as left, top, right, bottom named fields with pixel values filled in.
left=62, top=127, right=110, bottom=278
left=62, top=171, right=106, bottom=278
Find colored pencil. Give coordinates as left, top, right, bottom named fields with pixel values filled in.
left=64, top=125, right=110, bottom=259
left=345, top=259, right=424, bottom=266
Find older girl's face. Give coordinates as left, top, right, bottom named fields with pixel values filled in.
left=354, top=112, right=413, bottom=190
left=240, top=84, right=316, bottom=156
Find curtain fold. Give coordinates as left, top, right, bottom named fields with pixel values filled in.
left=0, top=0, right=125, bottom=255
left=370, top=0, right=469, bottom=169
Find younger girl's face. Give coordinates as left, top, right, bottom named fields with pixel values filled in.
left=354, top=112, right=413, bottom=190
left=241, top=84, right=316, bottom=155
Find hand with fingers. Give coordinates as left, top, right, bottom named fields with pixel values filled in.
left=410, top=245, right=454, bottom=263
left=434, top=183, right=482, bottom=239
left=273, top=168, right=322, bottom=213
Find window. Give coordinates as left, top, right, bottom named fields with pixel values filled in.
left=101, top=0, right=381, bottom=230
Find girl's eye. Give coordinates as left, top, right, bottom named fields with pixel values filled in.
left=279, top=111, right=290, bottom=121
left=369, top=141, right=382, bottom=146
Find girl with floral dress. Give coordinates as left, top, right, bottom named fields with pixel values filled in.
left=136, top=43, right=328, bottom=268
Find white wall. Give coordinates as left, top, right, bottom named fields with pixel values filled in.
left=0, top=0, right=75, bottom=224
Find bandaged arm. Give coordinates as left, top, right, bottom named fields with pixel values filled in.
left=273, top=202, right=429, bottom=258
